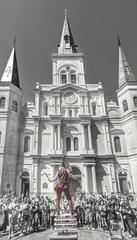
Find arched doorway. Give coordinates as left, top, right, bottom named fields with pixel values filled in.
left=118, top=171, right=129, bottom=193
left=69, top=166, right=81, bottom=195
left=21, top=171, right=30, bottom=196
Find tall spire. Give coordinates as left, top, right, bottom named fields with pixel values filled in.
left=58, top=10, right=77, bottom=54
left=1, top=38, right=20, bottom=88
left=118, top=35, right=136, bottom=88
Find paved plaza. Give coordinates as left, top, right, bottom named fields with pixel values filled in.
left=1, top=228, right=137, bottom=240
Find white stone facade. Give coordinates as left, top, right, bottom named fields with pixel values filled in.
left=0, top=16, right=137, bottom=196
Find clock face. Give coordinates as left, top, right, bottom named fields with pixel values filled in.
left=64, top=92, right=76, bottom=104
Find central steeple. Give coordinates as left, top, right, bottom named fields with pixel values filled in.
left=58, top=10, right=78, bottom=54
left=52, top=11, right=85, bottom=86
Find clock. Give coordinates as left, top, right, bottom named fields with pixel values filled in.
left=64, top=92, right=76, bottom=104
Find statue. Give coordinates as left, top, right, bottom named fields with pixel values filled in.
left=48, top=163, right=74, bottom=216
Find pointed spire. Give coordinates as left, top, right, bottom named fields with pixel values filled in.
left=58, top=10, right=77, bottom=54
left=1, top=38, right=20, bottom=88
left=118, top=36, right=136, bottom=88
left=117, top=34, right=121, bottom=47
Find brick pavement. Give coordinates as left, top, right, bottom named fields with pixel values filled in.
left=1, top=228, right=137, bottom=240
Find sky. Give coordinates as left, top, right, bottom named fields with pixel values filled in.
left=0, top=0, right=137, bottom=101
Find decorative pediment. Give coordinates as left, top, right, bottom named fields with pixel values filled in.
left=110, top=128, right=124, bottom=135
left=24, top=128, right=34, bottom=134
left=51, top=83, right=87, bottom=93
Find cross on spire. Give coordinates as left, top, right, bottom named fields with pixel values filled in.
left=64, top=9, right=68, bottom=18
left=12, top=35, right=16, bottom=48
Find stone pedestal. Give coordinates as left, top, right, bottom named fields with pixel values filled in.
left=50, top=213, right=78, bottom=240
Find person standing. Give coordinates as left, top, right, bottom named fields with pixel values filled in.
left=48, top=163, right=74, bottom=216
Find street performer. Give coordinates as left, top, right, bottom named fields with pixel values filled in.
left=48, top=163, right=74, bottom=216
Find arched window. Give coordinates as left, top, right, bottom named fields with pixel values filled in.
left=0, top=132, right=2, bottom=144
left=70, top=71, right=76, bottom=84
left=123, top=100, right=128, bottom=112
left=12, top=100, right=18, bottom=112
left=133, top=96, right=137, bottom=108
left=0, top=97, right=6, bottom=108
left=92, top=103, right=96, bottom=116
left=61, top=70, right=67, bottom=84
left=114, top=136, right=121, bottom=153
left=43, top=102, right=48, bottom=116
left=24, top=136, right=30, bottom=152
left=74, top=137, right=79, bottom=151
left=64, top=35, right=70, bottom=44
left=66, top=137, right=71, bottom=151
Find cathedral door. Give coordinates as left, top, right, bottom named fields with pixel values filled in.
left=118, top=171, right=129, bottom=193
left=21, top=171, right=30, bottom=196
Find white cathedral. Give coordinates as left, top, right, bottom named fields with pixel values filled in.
left=0, top=13, right=137, bottom=197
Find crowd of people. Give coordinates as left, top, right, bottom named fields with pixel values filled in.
left=0, top=191, right=137, bottom=239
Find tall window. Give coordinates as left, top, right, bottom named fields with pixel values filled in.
left=92, top=103, right=96, bottom=116
left=66, top=137, right=71, bottom=151
left=133, top=96, right=137, bottom=108
left=12, top=100, right=18, bottom=112
left=0, top=97, right=6, bottom=108
left=0, top=132, right=2, bottom=144
left=61, top=70, right=67, bottom=84
left=114, top=136, right=121, bottom=153
left=74, top=137, right=79, bottom=151
left=43, top=103, right=48, bottom=116
left=24, top=136, right=30, bottom=152
left=70, top=71, right=76, bottom=84
left=123, top=100, right=128, bottom=112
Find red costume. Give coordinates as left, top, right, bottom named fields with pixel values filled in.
left=51, top=166, right=73, bottom=215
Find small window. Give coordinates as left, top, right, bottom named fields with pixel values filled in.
left=42, top=182, right=48, bottom=189
left=133, top=96, right=137, bottom=108
left=0, top=132, right=2, bottom=144
left=123, top=100, right=128, bottom=112
left=74, top=137, right=79, bottom=151
left=114, top=136, right=121, bottom=153
left=24, top=136, right=30, bottom=152
left=12, top=100, right=18, bottom=112
left=0, top=97, right=6, bottom=108
left=66, top=137, right=71, bottom=151
left=64, top=35, right=70, bottom=44
left=69, top=109, right=72, bottom=117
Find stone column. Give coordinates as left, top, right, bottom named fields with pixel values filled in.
left=109, top=164, right=117, bottom=193
left=83, top=165, right=89, bottom=193
left=51, top=125, right=55, bottom=152
left=92, top=165, right=97, bottom=193
left=58, top=125, right=61, bottom=150
left=51, top=164, right=56, bottom=191
left=81, top=124, right=85, bottom=151
left=67, top=71, right=70, bottom=84
left=88, top=124, right=93, bottom=152
left=33, top=163, right=38, bottom=194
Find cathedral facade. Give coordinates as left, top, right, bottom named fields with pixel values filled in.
left=0, top=14, right=137, bottom=197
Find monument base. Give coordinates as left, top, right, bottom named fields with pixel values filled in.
left=50, top=213, right=78, bottom=240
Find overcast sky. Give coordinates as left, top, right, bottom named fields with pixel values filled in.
left=0, top=0, right=137, bottom=101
